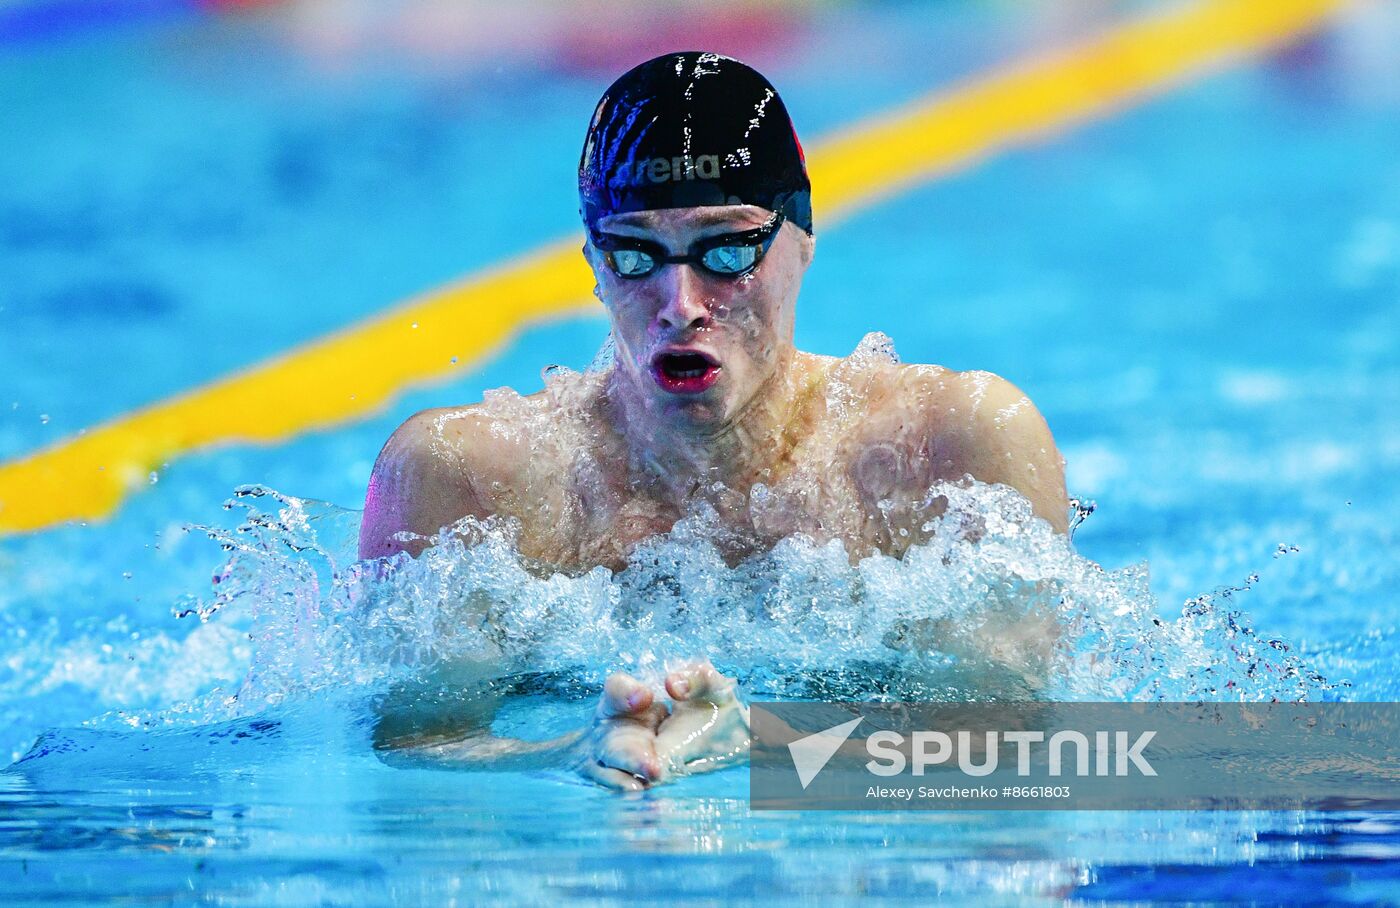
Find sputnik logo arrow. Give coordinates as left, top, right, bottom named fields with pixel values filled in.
left=787, top=716, right=864, bottom=789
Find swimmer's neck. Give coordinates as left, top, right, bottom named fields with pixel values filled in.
left=604, top=351, right=819, bottom=500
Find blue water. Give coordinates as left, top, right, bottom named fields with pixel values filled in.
left=2, top=1, right=1399, bottom=903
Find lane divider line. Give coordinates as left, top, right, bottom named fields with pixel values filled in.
left=0, top=0, right=1345, bottom=533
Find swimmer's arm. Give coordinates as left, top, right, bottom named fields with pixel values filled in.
left=376, top=672, right=674, bottom=790
left=896, top=373, right=1069, bottom=689
left=369, top=657, right=588, bottom=771
left=376, top=729, right=587, bottom=772
left=358, top=408, right=500, bottom=559
left=951, top=372, right=1069, bottom=533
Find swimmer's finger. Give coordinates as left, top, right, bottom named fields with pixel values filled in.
left=666, top=659, right=735, bottom=704
left=597, top=730, right=662, bottom=782
left=582, top=760, right=647, bottom=792
left=600, top=672, right=654, bottom=718
left=664, top=657, right=713, bottom=700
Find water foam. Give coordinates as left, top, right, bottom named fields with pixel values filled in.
left=171, top=475, right=1331, bottom=734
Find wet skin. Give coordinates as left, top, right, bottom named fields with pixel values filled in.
left=360, top=205, right=1069, bottom=787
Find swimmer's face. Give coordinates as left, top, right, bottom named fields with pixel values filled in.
left=585, top=205, right=814, bottom=427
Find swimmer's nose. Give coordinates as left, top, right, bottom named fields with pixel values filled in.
left=655, top=266, right=712, bottom=332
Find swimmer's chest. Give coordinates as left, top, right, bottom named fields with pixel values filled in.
left=519, top=420, right=953, bottom=570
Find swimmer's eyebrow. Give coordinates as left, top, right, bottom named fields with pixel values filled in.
left=690, top=210, right=768, bottom=228
left=600, top=210, right=769, bottom=235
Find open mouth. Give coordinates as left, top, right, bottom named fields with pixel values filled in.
left=651, top=350, right=721, bottom=395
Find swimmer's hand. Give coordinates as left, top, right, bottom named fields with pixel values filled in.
left=576, top=672, right=670, bottom=791
left=655, top=658, right=750, bottom=777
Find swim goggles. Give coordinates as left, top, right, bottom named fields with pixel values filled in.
left=588, top=213, right=785, bottom=279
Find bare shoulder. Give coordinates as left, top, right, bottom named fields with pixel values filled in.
left=357, top=401, right=534, bottom=559
left=899, top=364, right=1069, bottom=532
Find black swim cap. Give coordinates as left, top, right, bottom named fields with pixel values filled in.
left=579, top=52, right=812, bottom=235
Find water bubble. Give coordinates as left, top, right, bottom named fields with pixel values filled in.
left=850, top=331, right=900, bottom=364
left=586, top=334, right=616, bottom=373
left=149, top=471, right=159, bottom=485
left=450, top=357, right=459, bottom=365
left=39, top=414, right=49, bottom=424
left=1067, top=498, right=1097, bottom=539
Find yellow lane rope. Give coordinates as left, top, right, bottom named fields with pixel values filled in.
left=0, top=0, right=1345, bottom=534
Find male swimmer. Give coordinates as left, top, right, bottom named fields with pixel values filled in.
left=360, top=52, right=1068, bottom=789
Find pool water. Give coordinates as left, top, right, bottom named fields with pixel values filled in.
left=2, top=0, right=1399, bottom=903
